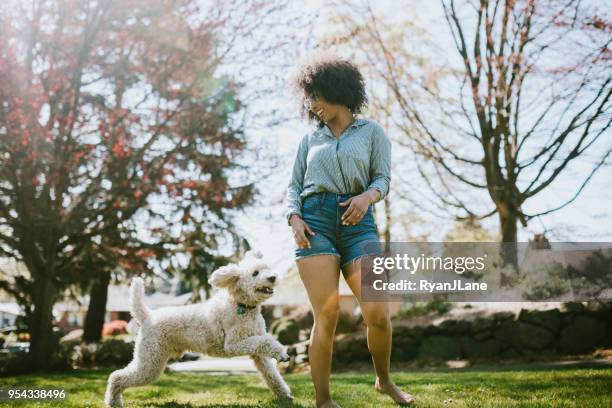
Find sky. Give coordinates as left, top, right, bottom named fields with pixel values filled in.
left=230, top=0, right=612, bottom=274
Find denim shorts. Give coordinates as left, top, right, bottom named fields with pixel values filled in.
left=295, top=192, right=383, bottom=267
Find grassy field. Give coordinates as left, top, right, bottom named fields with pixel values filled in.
left=0, top=365, right=611, bottom=407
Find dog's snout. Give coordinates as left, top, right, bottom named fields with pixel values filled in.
left=267, top=276, right=276, bottom=283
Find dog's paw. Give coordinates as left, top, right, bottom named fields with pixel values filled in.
left=104, top=393, right=123, bottom=408
left=280, top=350, right=290, bottom=362
left=273, top=348, right=290, bottom=362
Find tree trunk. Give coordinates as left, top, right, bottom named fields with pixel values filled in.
left=383, top=195, right=391, bottom=243
left=499, top=208, right=519, bottom=284
left=383, top=195, right=392, bottom=253
left=83, top=270, right=111, bottom=343
left=29, top=276, right=58, bottom=370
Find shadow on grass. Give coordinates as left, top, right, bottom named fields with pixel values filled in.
left=337, top=358, right=612, bottom=375
left=146, top=397, right=308, bottom=408
left=3, top=364, right=611, bottom=407
left=147, top=400, right=306, bottom=408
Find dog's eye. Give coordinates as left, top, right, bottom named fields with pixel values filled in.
left=252, top=270, right=259, bottom=277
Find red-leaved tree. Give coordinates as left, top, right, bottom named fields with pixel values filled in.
left=0, top=0, right=285, bottom=368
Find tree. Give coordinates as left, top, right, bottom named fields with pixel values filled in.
left=444, top=215, right=495, bottom=242
left=0, top=0, right=282, bottom=368
left=325, top=0, right=611, bottom=269
left=320, top=1, right=456, bottom=242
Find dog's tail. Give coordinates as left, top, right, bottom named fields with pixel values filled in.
left=129, top=277, right=152, bottom=325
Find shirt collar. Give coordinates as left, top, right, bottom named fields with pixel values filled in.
left=320, top=118, right=368, bottom=137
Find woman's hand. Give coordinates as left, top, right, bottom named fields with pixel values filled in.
left=339, top=190, right=379, bottom=225
left=290, top=214, right=315, bottom=249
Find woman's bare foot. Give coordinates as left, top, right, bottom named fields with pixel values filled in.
left=374, top=378, right=415, bottom=405
left=317, top=399, right=341, bottom=408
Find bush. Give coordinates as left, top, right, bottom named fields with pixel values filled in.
left=0, top=350, right=30, bottom=376
left=0, top=336, right=134, bottom=375
left=53, top=338, right=134, bottom=370
left=95, top=339, right=134, bottom=366
left=49, top=340, right=80, bottom=371
left=71, top=343, right=99, bottom=368
left=395, top=300, right=453, bottom=319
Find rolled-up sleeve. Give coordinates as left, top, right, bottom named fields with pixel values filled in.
left=367, top=125, right=391, bottom=202
left=285, top=134, right=309, bottom=225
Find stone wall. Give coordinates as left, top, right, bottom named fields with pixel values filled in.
left=282, top=303, right=612, bottom=370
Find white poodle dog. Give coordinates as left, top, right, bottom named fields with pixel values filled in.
left=104, top=250, right=292, bottom=407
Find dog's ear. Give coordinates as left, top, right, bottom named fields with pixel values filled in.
left=209, top=264, right=240, bottom=288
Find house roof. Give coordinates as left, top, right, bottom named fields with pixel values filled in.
left=54, top=285, right=193, bottom=313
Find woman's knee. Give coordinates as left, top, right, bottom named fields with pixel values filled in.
left=362, top=304, right=390, bottom=330
left=313, top=302, right=340, bottom=330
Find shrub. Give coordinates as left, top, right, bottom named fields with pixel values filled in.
left=48, top=338, right=135, bottom=369
left=71, top=343, right=99, bottom=368
left=95, top=339, right=134, bottom=366
left=395, top=300, right=453, bottom=319
left=49, top=340, right=80, bottom=371
left=0, top=351, right=30, bottom=376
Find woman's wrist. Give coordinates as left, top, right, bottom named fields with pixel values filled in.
left=289, top=214, right=302, bottom=225
left=362, top=189, right=380, bottom=204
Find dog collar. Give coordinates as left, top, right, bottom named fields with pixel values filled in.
left=237, top=302, right=257, bottom=315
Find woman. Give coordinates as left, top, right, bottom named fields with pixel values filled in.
left=286, top=52, right=415, bottom=407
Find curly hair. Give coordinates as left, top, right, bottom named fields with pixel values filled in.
left=291, top=51, right=368, bottom=127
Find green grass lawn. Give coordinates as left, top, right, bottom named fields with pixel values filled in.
left=1, top=365, right=611, bottom=407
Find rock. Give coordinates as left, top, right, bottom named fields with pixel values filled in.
left=292, top=309, right=314, bottom=330
left=462, top=337, right=501, bottom=359
left=417, top=335, right=462, bottom=361
left=494, top=319, right=521, bottom=348
left=295, top=354, right=309, bottom=364
left=336, top=311, right=362, bottom=334
left=470, top=317, right=495, bottom=336
left=491, top=311, right=515, bottom=321
left=518, top=309, right=562, bottom=333
left=559, top=316, right=607, bottom=354
left=562, top=302, right=585, bottom=313
left=499, top=347, right=520, bottom=359
left=334, top=332, right=370, bottom=362
left=391, top=325, right=413, bottom=338
left=272, top=318, right=300, bottom=345
left=392, top=326, right=422, bottom=360
left=294, top=340, right=309, bottom=356
left=425, top=325, right=442, bottom=335
left=473, top=329, right=493, bottom=341
left=438, top=319, right=470, bottom=334
left=518, top=321, right=555, bottom=350
left=391, top=337, right=420, bottom=361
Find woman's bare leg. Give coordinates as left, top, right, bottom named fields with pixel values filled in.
left=342, top=259, right=415, bottom=405
left=297, top=254, right=342, bottom=408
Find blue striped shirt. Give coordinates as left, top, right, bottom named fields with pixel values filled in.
left=285, top=117, right=391, bottom=224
